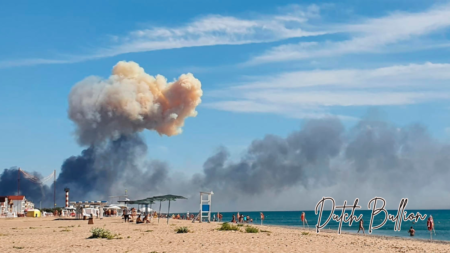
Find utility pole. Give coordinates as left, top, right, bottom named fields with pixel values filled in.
left=17, top=168, right=20, bottom=196
left=53, top=170, right=56, bottom=208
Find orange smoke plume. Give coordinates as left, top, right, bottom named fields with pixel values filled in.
left=69, top=61, right=203, bottom=145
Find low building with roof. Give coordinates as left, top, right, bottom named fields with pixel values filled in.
left=0, top=196, right=34, bottom=216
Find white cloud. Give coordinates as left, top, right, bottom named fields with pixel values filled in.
left=235, top=62, right=450, bottom=89
left=204, top=100, right=358, bottom=121
left=205, top=62, right=450, bottom=119
left=95, top=8, right=328, bottom=58
left=248, top=3, right=450, bottom=64
left=0, top=5, right=326, bottom=68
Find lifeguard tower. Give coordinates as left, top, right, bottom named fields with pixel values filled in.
left=199, top=191, right=213, bottom=223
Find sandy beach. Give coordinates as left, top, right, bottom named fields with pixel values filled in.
left=0, top=217, right=449, bottom=252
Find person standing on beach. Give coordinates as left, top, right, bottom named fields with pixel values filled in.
left=301, top=212, right=309, bottom=228
left=260, top=212, right=265, bottom=225
left=408, top=227, right=415, bottom=236
left=357, top=218, right=365, bottom=235
left=123, top=208, right=129, bottom=223
left=231, top=214, right=236, bottom=223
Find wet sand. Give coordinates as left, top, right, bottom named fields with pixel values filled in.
left=0, top=217, right=449, bottom=252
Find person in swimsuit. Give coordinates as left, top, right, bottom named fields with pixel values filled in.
left=136, top=214, right=143, bottom=224
left=357, top=218, right=365, bottom=235
left=408, top=226, right=415, bottom=236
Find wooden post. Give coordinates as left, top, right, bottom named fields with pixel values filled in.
left=167, top=200, right=171, bottom=224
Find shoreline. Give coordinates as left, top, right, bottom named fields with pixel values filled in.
left=260, top=223, right=450, bottom=245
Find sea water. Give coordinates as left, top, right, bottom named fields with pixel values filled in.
left=205, top=210, right=450, bottom=241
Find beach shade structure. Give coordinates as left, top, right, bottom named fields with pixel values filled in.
left=119, top=198, right=155, bottom=218
left=134, top=198, right=155, bottom=217
left=152, top=194, right=187, bottom=224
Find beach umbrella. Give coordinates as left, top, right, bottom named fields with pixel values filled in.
left=152, top=195, right=187, bottom=224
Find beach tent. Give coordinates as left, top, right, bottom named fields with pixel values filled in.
left=26, top=209, right=41, bottom=218
left=152, top=194, right=187, bottom=224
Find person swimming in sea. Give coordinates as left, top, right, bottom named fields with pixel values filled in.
left=408, top=226, right=415, bottom=236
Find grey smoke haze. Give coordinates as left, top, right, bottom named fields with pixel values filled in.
left=2, top=61, right=450, bottom=210
left=2, top=117, right=450, bottom=210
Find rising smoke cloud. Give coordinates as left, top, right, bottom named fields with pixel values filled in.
left=2, top=61, right=450, bottom=210
left=69, top=61, right=202, bottom=145
left=2, top=116, right=450, bottom=210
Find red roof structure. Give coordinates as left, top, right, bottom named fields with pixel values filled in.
left=7, top=196, right=25, bottom=200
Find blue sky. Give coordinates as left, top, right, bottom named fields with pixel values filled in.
left=1, top=0, right=450, bottom=178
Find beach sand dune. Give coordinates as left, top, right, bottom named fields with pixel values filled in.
left=0, top=217, right=449, bottom=252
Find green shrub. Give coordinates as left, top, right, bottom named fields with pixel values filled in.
left=245, top=226, right=259, bottom=233
left=176, top=227, right=189, bottom=233
left=218, top=222, right=239, bottom=231
left=89, top=227, right=119, bottom=240
left=301, top=232, right=310, bottom=236
left=237, top=224, right=243, bottom=227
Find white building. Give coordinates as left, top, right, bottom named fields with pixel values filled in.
left=0, top=196, right=8, bottom=216
left=0, top=196, right=34, bottom=216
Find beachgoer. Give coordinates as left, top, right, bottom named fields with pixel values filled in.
left=136, top=215, right=143, bottom=224
left=243, top=215, right=247, bottom=222
left=143, top=214, right=150, bottom=223
left=427, top=215, right=436, bottom=238
left=357, top=219, right=365, bottom=235
left=219, top=213, right=223, bottom=222
left=231, top=214, right=236, bottom=223
left=408, top=226, right=415, bottom=236
left=301, top=212, right=309, bottom=227
left=123, top=209, right=129, bottom=223
left=260, top=212, right=265, bottom=225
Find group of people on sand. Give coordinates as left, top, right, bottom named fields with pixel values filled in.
left=122, top=208, right=151, bottom=224
left=213, top=213, right=223, bottom=222
left=231, top=213, right=253, bottom=223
